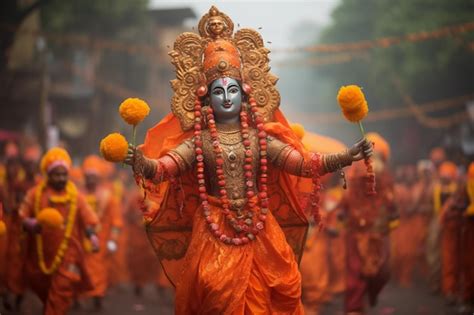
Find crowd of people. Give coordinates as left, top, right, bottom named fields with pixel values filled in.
left=297, top=132, right=474, bottom=314
left=0, top=130, right=472, bottom=315
left=0, top=140, right=173, bottom=315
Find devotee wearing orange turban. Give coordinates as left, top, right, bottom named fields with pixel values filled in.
left=338, top=133, right=398, bottom=315
left=18, top=147, right=99, bottom=315
left=81, top=155, right=123, bottom=310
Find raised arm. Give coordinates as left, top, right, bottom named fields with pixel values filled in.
left=125, top=139, right=195, bottom=182
left=267, top=136, right=373, bottom=177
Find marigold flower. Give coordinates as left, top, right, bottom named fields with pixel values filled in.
left=119, top=98, right=150, bottom=126
left=0, top=221, right=6, bottom=236
left=100, top=133, right=128, bottom=163
left=37, top=207, right=64, bottom=229
left=290, top=123, right=305, bottom=140
left=337, top=85, right=369, bottom=122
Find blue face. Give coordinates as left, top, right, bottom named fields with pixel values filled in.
left=210, top=77, right=242, bottom=123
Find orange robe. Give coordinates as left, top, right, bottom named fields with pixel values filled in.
left=440, top=188, right=463, bottom=298
left=391, top=182, right=419, bottom=287
left=19, top=184, right=98, bottom=315
left=126, top=191, right=159, bottom=287
left=141, top=111, right=309, bottom=315
left=83, top=188, right=123, bottom=297
left=105, top=181, right=128, bottom=287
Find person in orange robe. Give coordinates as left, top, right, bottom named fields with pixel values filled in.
left=81, top=155, right=123, bottom=310
left=339, top=133, right=398, bottom=315
left=426, top=160, right=458, bottom=294
left=0, top=142, right=29, bottom=311
left=120, top=7, right=373, bottom=314
left=103, top=167, right=129, bottom=288
left=18, top=147, right=99, bottom=315
left=437, top=161, right=461, bottom=304
left=125, top=189, right=159, bottom=296
left=391, top=165, right=421, bottom=287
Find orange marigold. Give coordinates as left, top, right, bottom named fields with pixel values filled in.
left=0, top=220, right=6, bottom=236
left=100, top=133, right=128, bottom=163
left=119, top=98, right=150, bottom=125
left=337, top=85, right=369, bottom=122
left=37, top=207, right=64, bottom=229
left=290, top=123, right=305, bottom=140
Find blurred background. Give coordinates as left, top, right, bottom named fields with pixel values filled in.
left=0, top=0, right=473, bottom=314
left=1, top=0, right=472, bottom=165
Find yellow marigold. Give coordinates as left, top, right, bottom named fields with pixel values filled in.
left=37, top=207, right=64, bottom=229
left=119, top=98, right=150, bottom=126
left=290, top=123, right=305, bottom=140
left=100, top=133, right=128, bottom=163
left=337, top=85, right=369, bottom=122
left=0, top=221, right=6, bottom=237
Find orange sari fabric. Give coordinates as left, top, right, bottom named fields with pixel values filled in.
left=141, top=110, right=309, bottom=314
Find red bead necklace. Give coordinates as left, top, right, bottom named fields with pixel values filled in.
left=193, top=95, right=269, bottom=246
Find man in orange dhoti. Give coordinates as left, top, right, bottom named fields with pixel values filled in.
left=81, top=155, right=123, bottom=310
left=339, top=133, right=398, bottom=315
left=122, top=6, right=373, bottom=314
left=19, top=147, right=99, bottom=315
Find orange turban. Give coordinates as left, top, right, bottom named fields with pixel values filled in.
left=366, top=132, right=390, bottom=162
left=439, top=161, right=458, bottom=180
left=40, top=147, right=72, bottom=175
left=82, top=155, right=104, bottom=176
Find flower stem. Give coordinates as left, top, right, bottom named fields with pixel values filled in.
left=358, top=121, right=365, bottom=137
left=132, top=125, right=137, bottom=147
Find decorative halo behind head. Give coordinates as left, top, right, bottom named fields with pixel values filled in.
left=169, top=6, right=280, bottom=131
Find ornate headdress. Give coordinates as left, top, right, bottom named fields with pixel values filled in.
left=169, top=6, right=280, bottom=131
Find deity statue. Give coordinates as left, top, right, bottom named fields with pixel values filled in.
left=125, top=6, right=372, bottom=314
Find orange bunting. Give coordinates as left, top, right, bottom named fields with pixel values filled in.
left=337, top=85, right=369, bottom=122
left=100, top=133, right=128, bottom=163
left=119, top=98, right=150, bottom=126
left=37, top=207, right=64, bottom=229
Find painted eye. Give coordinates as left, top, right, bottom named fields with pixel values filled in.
left=229, top=88, right=239, bottom=94
left=213, top=89, right=223, bottom=95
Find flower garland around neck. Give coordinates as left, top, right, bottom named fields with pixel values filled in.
left=34, top=180, right=78, bottom=275
left=194, top=94, right=269, bottom=246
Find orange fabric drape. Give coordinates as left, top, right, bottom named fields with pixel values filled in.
left=141, top=109, right=310, bottom=314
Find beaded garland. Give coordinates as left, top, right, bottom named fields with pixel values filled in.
left=194, top=92, right=269, bottom=246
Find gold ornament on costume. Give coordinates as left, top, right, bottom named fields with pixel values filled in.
left=169, top=5, right=280, bottom=131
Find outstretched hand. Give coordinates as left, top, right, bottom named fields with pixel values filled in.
left=349, top=138, right=373, bottom=162
left=123, top=144, right=156, bottom=179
